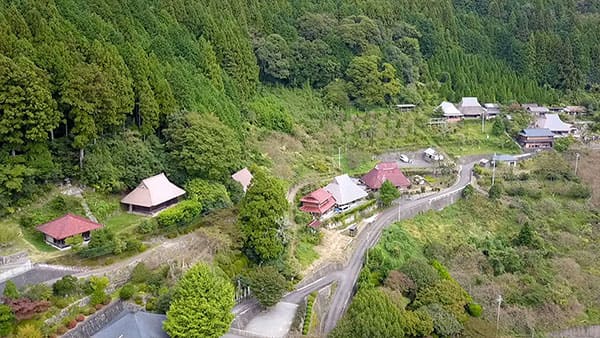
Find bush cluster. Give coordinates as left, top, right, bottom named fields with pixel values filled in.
left=157, top=200, right=202, bottom=229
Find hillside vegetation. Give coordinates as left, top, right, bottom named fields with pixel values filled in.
left=1, top=0, right=600, bottom=214
left=335, top=152, right=600, bottom=336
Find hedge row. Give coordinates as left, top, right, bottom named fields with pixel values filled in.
left=157, top=200, right=202, bottom=229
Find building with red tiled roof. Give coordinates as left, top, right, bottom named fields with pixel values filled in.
left=36, top=214, right=103, bottom=249
left=361, top=162, right=411, bottom=190
left=299, top=188, right=336, bottom=217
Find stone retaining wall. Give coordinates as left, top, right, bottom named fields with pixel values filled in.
left=62, top=301, right=141, bottom=338
left=0, top=252, right=27, bottom=266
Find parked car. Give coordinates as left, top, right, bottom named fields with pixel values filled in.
left=399, top=154, right=410, bottom=163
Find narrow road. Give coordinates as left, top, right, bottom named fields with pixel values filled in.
left=234, top=159, right=477, bottom=335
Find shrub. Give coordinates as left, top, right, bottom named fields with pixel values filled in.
left=302, top=293, right=316, bottom=335
left=400, top=259, right=440, bottom=291
left=125, top=239, right=144, bottom=252
left=425, top=304, right=464, bottom=337
left=0, top=304, right=15, bottom=336
left=488, top=182, right=503, bottom=199
left=130, top=262, right=152, bottom=284
left=467, top=303, right=483, bottom=317
left=23, top=284, right=52, bottom=301
left=95, top=304, right=103, bottom=310
left=157, top=200, right=202, bottom=229
left=67, top=320, right=77, bottom=329
left=185, top=179, right=233, bottom=213
left=462, top=184, right=474, bottom=198
left=56, top=326, right=67, bottom=335
left=119, top=284, right=135, bottom=300
left=136, top=218, right=158, bottom=234
left=3, top=280, right=18, bottom=299
left=384, top=270, right=417, bottom=298
left=76, top=314, right=85, bottom=322
left=430, top=260, right=451, bottom=280
left=53, top=275, right=79, bottom=297
left=16, top=324, right=43, bottom=338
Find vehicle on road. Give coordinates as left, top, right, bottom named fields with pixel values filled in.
left=399, top=154, right=410, bottom=163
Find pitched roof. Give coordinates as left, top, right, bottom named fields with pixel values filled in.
left=121, top=173, right=185, bottom=208
left=92, top=311, right=168, bottom=338
left=527, top=106, right=550, bottom=113
left=325, top=174, right=368, bottom=205
left=484, top=103, right=500, bottom=109
left=232, top=167, right=253, bottom=192
left=565, top=106, right=587, bottom=113
left=459, top=97, right=482, bottom=108
left=492, top=154, right=518, bottom=162
left=437, top=101, right=463, bottom=117
left=535, top=114, right=573, bottom=132
left=36, top=214, right=103, bottom=240
left=300, top=188, right=334, bottom=204
left=521, top=103, right=539, bottom=109
left=300, top=188, right=336, bottom=214
left=361, top=162, right=410, bottom=190
left=519, top=128, right=555, bottom=137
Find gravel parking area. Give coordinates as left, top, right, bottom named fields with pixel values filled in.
left=376, top=150, right=438, bottom=168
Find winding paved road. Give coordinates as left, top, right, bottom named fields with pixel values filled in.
left=233, top=159, right=478, bottom=336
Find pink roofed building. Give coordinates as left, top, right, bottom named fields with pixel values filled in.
left=361, top=162, right=411, bottom=190
left=36, top=214, right=103, bottom=249
left=299, top=188, right=336, bottom=217
left=232, top=168, right=253, bottom=193
left=121, top=173, right=186, bottom=215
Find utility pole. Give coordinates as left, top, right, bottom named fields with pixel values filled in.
left=492, top=153, right=497, bottom=186
left=574, top=153, right=580, bottom=175
left=481, top=111, right=485, bottom=133
left=496, top=294, right=503, bottom=336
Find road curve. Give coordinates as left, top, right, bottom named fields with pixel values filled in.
left=235, top=159, right=478, bottom=335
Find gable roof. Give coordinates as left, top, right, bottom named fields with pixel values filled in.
left=484, top=103, right=500, bottom=109
left=459, top=97, right=482, bottom=108
left=527, top=106, right=550, bottom=114
left=325, top=174, right=368, bottom=205
left=564, top=106, right=587, bottom=113
left=121, top=173, right=185, bottom=208
left=437, top=101, right=463, bottom=117
left=535, top=114, right=573, bottom=132
left=362, top=162, right=410, bottom=190
left=519, top=128, right=555, bottom=138
left=36, top=214, right=103, bottom=240
left=232, top=167, right=253, bottom=192
left=92, top=311, right=168, bottom=338
left=300, top=188, right=334, bottom=204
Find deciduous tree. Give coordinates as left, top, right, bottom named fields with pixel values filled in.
left=164, top=263, right=234, bottom=338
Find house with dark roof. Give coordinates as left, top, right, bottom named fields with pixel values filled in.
left=458, top=97, right=485, bottom=119
left=436, top=101, right=463, bottom=123
left=325, top=175, right=368, bottom=210
left=518, top=128, right=555, bottom=149
left=36, top=214, right=103, bottom=249
left=564, top=106, right=587, bottom=116
left=121, top=173, right=186, bottom=215
left=527, top=106, right=550, bottom=116
left=299, top=188, right=336, bottom=217
left=361, top=162, right=411, bottom=191
left=232, top=167, right=253, bottom=193
left=92, top=310, right=168, bottom=338
left=483, top=103, right=500, bottom=119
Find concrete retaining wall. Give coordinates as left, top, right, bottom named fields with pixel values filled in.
left=0, top=252, right=27, bottom=266
left=548, top=326, right=600, bottom=338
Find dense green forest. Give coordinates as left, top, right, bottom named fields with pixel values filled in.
left=1, top=0, right=600, bottom=214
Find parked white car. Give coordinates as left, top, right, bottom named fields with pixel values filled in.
left=399, top=154, right=410, bottom=163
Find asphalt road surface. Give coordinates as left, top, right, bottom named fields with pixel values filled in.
left=232, top=159, right=477, bottom=336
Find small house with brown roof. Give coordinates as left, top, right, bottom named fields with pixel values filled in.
left=36, top=214, right=103, bottom=249
left=299, top=188, right=336, bottom=217
left=361, top=162, right=411, bottom=191
left=564, top=106, right=587, bottom=116
left=232, top=168, right=253, bottom=193
left=436, top=101, right=463, bottom=123
left=121, top=173, right=186, bottom=215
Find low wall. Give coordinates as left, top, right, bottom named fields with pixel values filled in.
left=0, top=252, right=28, bottom=266
left=548, top=326, right=600, bottom=338
left=62, top=301, right=141, bottom=338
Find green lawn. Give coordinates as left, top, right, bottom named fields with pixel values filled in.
left=433, top=120, right=521, bottom=157
left=104, top=212, right=146, bottom=234
left=294, top=241, right=319, bottom=268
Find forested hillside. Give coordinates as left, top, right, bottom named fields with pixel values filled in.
left=1, top=0, right=600, bottom=214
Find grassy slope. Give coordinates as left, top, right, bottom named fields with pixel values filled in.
left=373, top=154, right=600, bottom=335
